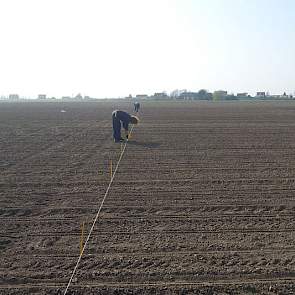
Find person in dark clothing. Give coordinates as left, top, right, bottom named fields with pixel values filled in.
left=134, top=102, right=140, bottom=113
left=112, top=110, right=139, bottom=142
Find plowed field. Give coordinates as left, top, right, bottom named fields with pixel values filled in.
left=1, top=100, right=295, bottom=294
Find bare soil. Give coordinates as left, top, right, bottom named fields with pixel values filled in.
left=1, top=100, right=295, bottom=294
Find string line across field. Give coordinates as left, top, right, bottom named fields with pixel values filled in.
left=63, top=124, right=135, bottom=295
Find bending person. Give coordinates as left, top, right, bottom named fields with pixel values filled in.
left=112, top=110, right=139, bottom=142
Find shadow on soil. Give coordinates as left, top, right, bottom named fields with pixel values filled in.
left=128, top=140, right=161, bottom=148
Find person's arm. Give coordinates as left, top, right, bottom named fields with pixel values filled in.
left=122, top=121, right=129, bottom=138
left=122, top=121, right=129, bottom=131
left=116, top=111, right=132, bottom=138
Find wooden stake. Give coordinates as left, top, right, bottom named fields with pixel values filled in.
left=80, top=221, right=85, bottom=255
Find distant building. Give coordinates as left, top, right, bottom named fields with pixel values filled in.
left=265, top=93, right=292, bottom=100
left=154, top=92, right=168, bottom=98
left=214, top=90, right=228, bottom=96
left=170, top=89, right=186, bottom=98
left=178, top=92, right=198, bottom=100
left=136, top=94, right=148, bottom=99
left=62, top=96, right=71, bottom=100
left=38, top=94, right=46, bottom=99
left=256, top=92, right=266, bottom=97
left=237, top=93, right=248, bottom=97
left=9, top=94, right=19, bottom=100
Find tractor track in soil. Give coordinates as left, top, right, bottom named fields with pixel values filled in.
left=1, top=277, right=295, bottom=289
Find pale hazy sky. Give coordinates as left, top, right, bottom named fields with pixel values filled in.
left=0, top=0, right=294, bottom=98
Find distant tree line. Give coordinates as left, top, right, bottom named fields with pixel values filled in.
left=170, top=89, right=233, bottom=101
left=167, top=89, right=294, bottom=101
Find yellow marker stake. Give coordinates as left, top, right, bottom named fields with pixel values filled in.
left=80, top=221, right=85, bottom=255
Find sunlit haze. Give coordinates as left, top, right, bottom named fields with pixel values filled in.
left=0, top=0, right=294, bottom=98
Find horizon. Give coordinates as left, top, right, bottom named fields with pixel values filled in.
left=1, top=0, right=294, bottom=98
left=1, top=89, right=293, bottom=100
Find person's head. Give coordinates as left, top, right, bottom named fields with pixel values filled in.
left=130, top=115, right=139, bottom=124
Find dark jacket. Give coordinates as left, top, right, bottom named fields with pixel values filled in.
left=112, top=110, right=132, bottom=130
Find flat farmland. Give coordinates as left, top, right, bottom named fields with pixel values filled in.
left=1, top=100, right=295, bottom=294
